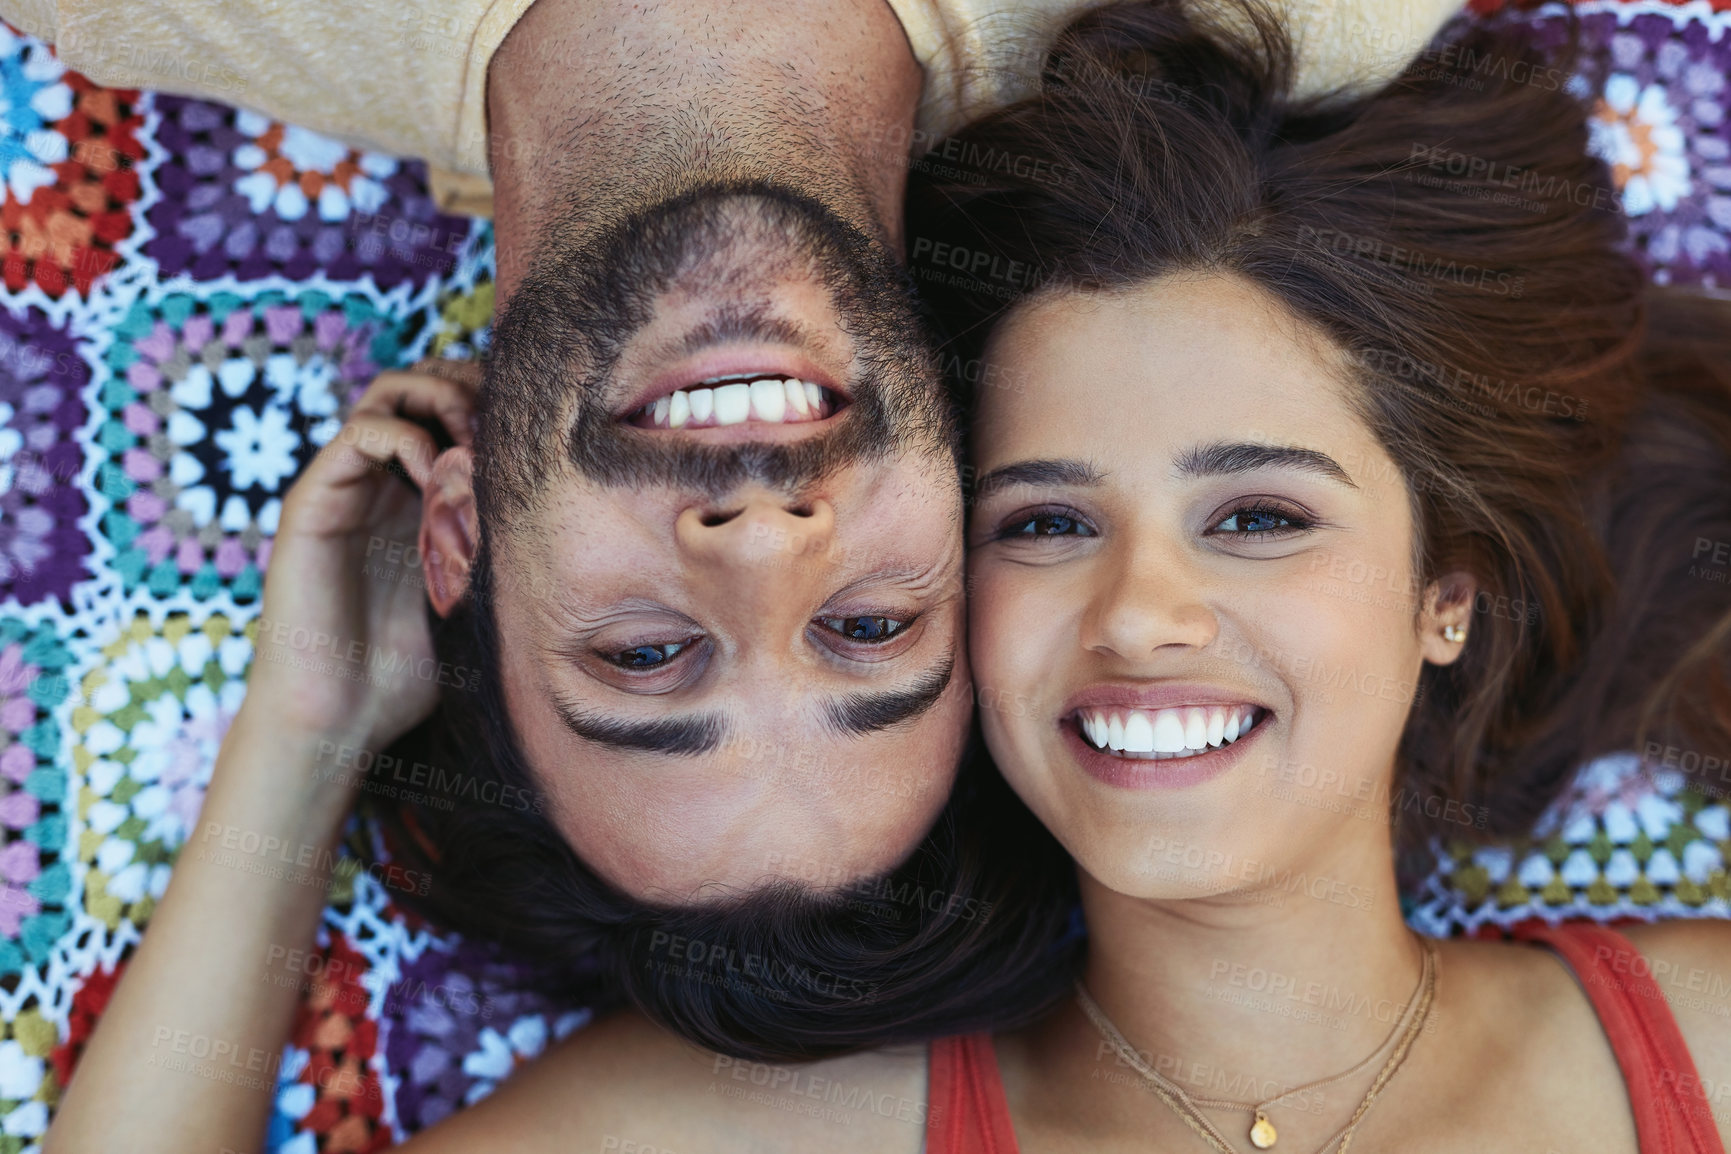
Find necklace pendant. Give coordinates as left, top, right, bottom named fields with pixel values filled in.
left=1249, top=1111, right=1277, bottom=1149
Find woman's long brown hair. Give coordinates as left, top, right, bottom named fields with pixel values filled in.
left=910, top=0, right=1731, bottom=865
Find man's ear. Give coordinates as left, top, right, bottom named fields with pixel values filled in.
left=1418, top=569, right=1477, bottom=667
left=420, top=446, right=478, bottom=617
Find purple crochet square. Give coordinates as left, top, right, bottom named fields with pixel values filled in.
left=1517, top=7, right=1731, bottom=290
left=0, top=307, right=89, bottom=605
left=144, top=95, right=473, bottom=289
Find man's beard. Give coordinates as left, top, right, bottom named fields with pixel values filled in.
left=475, top=180, right=955, bottom=523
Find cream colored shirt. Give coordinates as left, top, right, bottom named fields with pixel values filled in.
left=1, top=0, right=1461, bottom=179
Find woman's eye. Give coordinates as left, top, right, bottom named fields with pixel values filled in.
left=1003, top=512, right=1096, bottom=538
left=608, top=641, right=690, bottom=668
left=1211, top=504, right=1311, bottom=536
left=818, top=615, right=906, bottom=642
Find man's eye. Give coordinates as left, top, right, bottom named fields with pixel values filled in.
left=609, top=641, right=689, bottom=668
left=818, top=615, right=906, bottom=642
left=1003, top=512, right=1095, bottom=538
left=1211, top=504, right=1311, bottom=536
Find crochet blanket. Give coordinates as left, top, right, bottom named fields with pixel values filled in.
left=0, top=1, right=1723, bottom=1150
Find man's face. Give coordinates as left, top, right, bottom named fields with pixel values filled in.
left=426, top=187, right=971, bottom=903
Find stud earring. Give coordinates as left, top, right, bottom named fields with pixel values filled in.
left=1442, top=624, right=1466, bottom=643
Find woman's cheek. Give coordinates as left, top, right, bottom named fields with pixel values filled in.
left=968, top=566, right=1053, bottom=737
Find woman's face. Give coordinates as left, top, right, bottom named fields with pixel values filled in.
left=967, top=272, right=1470, bottom=900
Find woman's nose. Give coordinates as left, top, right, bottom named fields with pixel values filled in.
left=1081, top=552, right=1219, bottom=663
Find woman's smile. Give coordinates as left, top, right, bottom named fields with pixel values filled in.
left=1057, top=682, right=1273, bottom=788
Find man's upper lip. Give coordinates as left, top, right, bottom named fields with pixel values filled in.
left=613, top=347, right=848, bottom=420
left=1062, top=683, right=1274, bottom=716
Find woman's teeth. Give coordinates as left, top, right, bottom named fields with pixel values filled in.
left=635, top=377, right=836, bottom=428
left=1078, top=705, right=1262, bottom=759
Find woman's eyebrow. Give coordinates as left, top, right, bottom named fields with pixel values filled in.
left=972, top=458, right=1105, bottom=502
left=1173, top=441, right=1358, bottom=488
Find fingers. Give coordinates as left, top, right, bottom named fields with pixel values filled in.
left=312, top=412, right=442, bottom=490
left=356, top=363, right=481, bottom=449
left=409, top=356, right=484, bottom=389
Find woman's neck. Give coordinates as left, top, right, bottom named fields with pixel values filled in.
left=1067, top=830, right=1424, bottom=1110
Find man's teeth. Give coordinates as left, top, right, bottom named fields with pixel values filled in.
left=1078, top=706, right=1261, bottom=759
left=637, top=378, right=836, bottom=428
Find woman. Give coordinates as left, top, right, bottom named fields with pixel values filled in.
left=370, top=3, right=1731, bottom=1150
left=911, top=2, right=1731, bottom=1151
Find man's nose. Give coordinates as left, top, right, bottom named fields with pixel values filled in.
left=675, top=491, right=841, bottom=589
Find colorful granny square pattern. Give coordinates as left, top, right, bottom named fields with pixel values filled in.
left=271, top=936, right=389, bottom=1154
left=0, top=997, right=56, bottom=1149
left=0, top=28, right=143, bottom=300
left=0, top=307, right=88, bottom=606
left=72, top=612, right=248, bottom=931
left=1553, top=3, right=1731, bottom=288
left=0, top=617, right=72, bottom=977
left=421, top=224, right=493, bottom=363
left=1412, top=753, right=1731, bottom=933
left=145, top=97, right=471, bottom=290
left=89, top=287, right=429, bottom=602
left=383, top=937, right=588, bottom=1133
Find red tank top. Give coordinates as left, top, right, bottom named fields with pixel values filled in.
left=927, top=923, right=1724, bottom=1154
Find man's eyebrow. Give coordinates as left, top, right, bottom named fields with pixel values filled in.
left=553, top=700, right=729, bottom=756
left=823, top=656, right=956, bottom=738
left=972, top=459, right=1105, bottom=503
left=1174, top=441, right=1357, bottom=488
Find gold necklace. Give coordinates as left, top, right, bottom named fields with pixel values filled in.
left=1076, top=937, right=1437, bottom=1153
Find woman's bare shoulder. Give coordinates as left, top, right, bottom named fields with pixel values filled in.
left=393, top=1008, right=933, bottom=1154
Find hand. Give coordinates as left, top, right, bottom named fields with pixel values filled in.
left=246, top=362, right=479, bottom=752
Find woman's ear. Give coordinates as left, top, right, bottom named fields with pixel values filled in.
left=1418, top=569, right=1477, bottom=667
left=419, top=446, right=478, bottom=617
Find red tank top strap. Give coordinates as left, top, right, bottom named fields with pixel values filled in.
left=927, top=1033, right=1020, bottom=1154
left=1512, top=921, right=1726, bottom=1154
